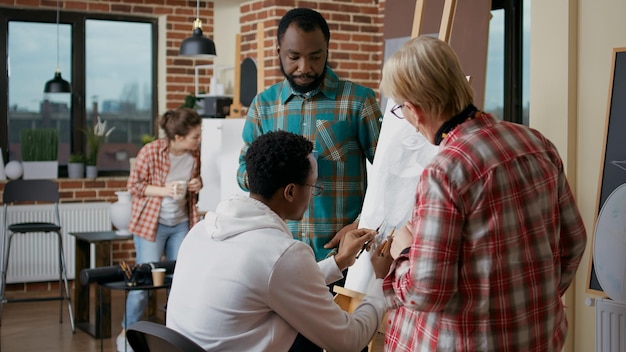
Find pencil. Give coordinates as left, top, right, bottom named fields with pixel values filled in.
left=120, top=261, right=132, bottom=280
left=355, top=223, right=383, bottom=259
left=379, top=227, right=396, bottom=256
left=355, top=239, right=371, bottom=259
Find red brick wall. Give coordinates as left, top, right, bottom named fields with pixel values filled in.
left=0, top=0, right=216, bottom=111
left=239, top=0, right=385, bottom=93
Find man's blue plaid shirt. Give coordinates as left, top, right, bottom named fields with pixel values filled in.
left=237, top=67, right=382, bottom=261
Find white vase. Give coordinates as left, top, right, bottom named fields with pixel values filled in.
left=4, top=161, right=22, bottom=180
left=110, top=191, right=132, bottom=236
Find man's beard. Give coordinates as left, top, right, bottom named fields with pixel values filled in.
left=280, top=57, right=327, bottom=94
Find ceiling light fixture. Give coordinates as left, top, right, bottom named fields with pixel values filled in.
left=179, top=0, right=217, bottom=58
left=43, top=0, right=71, bottom=93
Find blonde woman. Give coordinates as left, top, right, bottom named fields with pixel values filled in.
left=379, top=36, right=586, bottom=351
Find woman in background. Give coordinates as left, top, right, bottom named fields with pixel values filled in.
left=116, top=108, right=203, bottom=352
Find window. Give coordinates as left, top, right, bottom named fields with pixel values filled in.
left=85, top=19, right=154, bottom=171
left=0, top=8, right=157, bottom=173
left=485, top=0, right=530, bottom=125
left=7, top=21, right=72, bottom=160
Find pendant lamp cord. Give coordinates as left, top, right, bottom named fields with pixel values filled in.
left=195, top=0, right=200, bottom=20
left=55, top=0, right=60, bottom=71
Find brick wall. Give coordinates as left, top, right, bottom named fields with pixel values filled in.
left=239, top=0, right=385, bottom=92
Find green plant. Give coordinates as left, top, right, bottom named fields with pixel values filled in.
left=84, top=116, right=115, bottom=165
left=20, top=129, right=58, bottom=161
left=69, top=153, right=85, bottom=163
left=180, top=92, right=205, bottom=109
left=141, top=134, right=157, bottom=145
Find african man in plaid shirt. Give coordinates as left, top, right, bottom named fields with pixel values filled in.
left=237, top=8, right=382, bottom=263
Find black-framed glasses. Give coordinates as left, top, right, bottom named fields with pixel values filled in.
left=390, top=104, right=405, bottom=119
left=303, top=182, right=324, bottom=196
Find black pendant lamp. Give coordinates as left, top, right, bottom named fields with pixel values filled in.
left=179, top=0, right=217, bottom=58
left=44, top=0, right=71, bottom=93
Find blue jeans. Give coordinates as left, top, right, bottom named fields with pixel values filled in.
left=121, top=221, right=188, bottom=329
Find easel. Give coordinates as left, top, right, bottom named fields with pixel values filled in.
left=331, top=286, right=385, bottom=351
left=332, top=0, right=458, bottom=348
left=228, top=23, right=265, bottom=118
left=411, top=0, right=473, bottom=85
left=229, top=33, right=243, bottom=117
left=411, top=0, right=457, bottom=41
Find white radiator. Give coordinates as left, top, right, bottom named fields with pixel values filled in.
left=596, top=298, right=626, bottom=352
left=1, top=202, right=111, bottom=283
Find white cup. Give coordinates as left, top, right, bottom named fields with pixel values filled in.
left=172, top=181, right=187, bottom=200
left=151, top=268, right=166, bottom=286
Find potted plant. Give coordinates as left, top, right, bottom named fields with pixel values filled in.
left=67, top=153, right=85, bottom=178
left=20, top=128, right=59, bottom=179
left=84, top=116, right=115, bottom=178
left=180, top=93, right=202, bottom=109
left=141, top=134, right=157, bottom=145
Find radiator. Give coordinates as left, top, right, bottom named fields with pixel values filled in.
left=0, top=202, right=111, bottom=283
left=596, top=298, right=626, bottom=352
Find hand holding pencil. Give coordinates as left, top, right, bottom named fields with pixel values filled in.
left=355, top=223, right=382, bottom=259
left=378, top=227, right=396, bottom=256
left=370, top=228, right=394, bottom=279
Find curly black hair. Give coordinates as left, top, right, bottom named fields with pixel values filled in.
left=277, top=8, right=330, bottom=45
left=245, top=131, right=314, bottom=199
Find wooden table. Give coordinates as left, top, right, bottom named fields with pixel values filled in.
left=70, top=231, right=132, bottom=338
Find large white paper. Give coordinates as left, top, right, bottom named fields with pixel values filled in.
left=345, top=100, right=438, bottom=293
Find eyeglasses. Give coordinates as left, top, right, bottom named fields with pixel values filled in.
left=390, top=104, right=405, bottom=119
left=303, top=182, right=324, bottom=196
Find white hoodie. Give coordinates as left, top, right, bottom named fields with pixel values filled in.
left=166, top=195, right=386, bottom=352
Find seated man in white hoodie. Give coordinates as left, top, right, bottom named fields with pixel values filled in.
left=166, top=130, right=393, bottom=352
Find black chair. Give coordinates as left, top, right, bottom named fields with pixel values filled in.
left=126, top=321, right=205, bottom=352
left=0, top=179, right=75, bottom=332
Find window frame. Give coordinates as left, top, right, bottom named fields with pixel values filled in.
left=491, top=0, right=524, bottom=124
left=0, top=8, right=158, bottom=173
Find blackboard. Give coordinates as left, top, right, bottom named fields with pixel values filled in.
left=588, top=47, right=626, bottom=296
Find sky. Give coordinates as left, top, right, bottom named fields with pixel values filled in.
left=484, top=1, right=531, bottom=113
left=8, top=20, right=151, bottom=112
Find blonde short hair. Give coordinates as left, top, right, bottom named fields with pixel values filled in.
left=380, top=36, right=474, bottom=120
